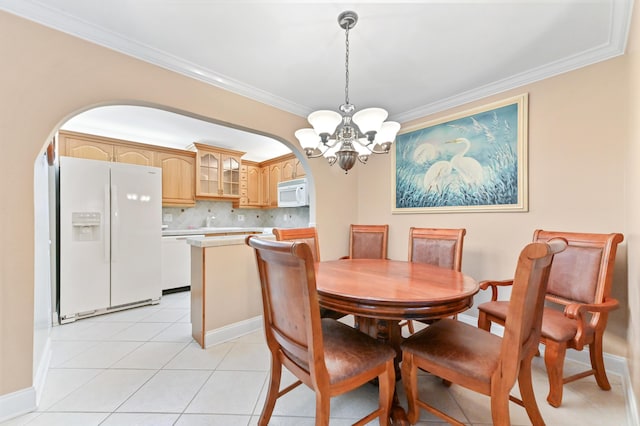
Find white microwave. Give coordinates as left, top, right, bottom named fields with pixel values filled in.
left=277, top=178, right=309, bottom=207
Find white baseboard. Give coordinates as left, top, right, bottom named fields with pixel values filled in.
left=0, top=337, right=51, bottom=423
left=0, top=387, right=36, bottom=423
left=203, top=315, right=263, bottom=348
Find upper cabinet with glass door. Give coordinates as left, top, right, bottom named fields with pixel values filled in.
left=191, top=142, right=245, bottom=199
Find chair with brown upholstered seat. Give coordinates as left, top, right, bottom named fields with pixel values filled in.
left=477, top=229, right=624, bottom=408
left=401, top=238, right=567, bottom=426
left=343, top=224, right=389, bottom=259
left=404, top=227, right=467, bottom=333
left=273, top=226, right=345, bottom=320
left=246, top=236, right=396, bottom=426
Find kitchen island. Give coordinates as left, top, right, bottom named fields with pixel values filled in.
left=186, top=230, right=274, bottom=348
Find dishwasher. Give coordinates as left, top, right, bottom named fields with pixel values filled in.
left=161, top=235, right=203, bottom=292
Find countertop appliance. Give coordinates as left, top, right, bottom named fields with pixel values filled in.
left=277, top=178, right=308, bottom=207
left=59, top=156, right=162, bottom=323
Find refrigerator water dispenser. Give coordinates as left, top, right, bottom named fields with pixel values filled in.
left=72, top=212, right=101, bottom=241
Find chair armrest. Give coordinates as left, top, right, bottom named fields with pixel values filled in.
left=563, top=297, right=619, bottom=349
left=564, top=297, right=619, bottom=318
left=479, top=279, right=514, bottom=301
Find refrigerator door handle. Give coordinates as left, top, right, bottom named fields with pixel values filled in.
left=104, top=183, right=110, bottom=263
left=111, top=184, right=119, bottom=263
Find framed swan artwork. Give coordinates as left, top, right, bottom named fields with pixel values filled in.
left=392, top=94, right=528, bottom=213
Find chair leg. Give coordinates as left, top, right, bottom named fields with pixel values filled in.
left=489, top=383, right=511, bottom=426
left=259, top=357, right=282, bottom=426
left=544, top=341, right=567, bottom=408
left=401, top=352, right=420, bottom=424
left=590, top=333, right=612, bottom=391
left=518, top=356, right=545, bottom=426
left=477, top=311, right=491, bottom=332
left=407, top=320, right=415, bottom=334
left=378, top=360, right=395, bottom=426
left=315, top=391, right=331, bottom=426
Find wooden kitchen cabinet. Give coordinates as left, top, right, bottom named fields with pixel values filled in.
left=246, top=164, right=261, bottom=206
left=294, top=158, right=306, bottom=179
left=59, top=131, right=114, bottom=162
left=261, top=165, right=270, bottom=206
left=59, top=130, right=154, bottom=166
left=268, top=162, right=282, bottom=207
left=114, top=145, right=155, bottom=166
left=282, top=158, right=295, bottom=181
left=154, top=149, right=196, bottom=207
left=192, top=143, right=245, bottom=199
left=280, top=155, right=306, bottom=182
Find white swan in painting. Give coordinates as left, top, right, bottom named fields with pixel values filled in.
left=423, top=160, right=453, bottom=191
left=449, top=138, right=483, bottom=185
left=423, top=138, right=483, bottom=191
left=412, top=142, right=437, bottom=163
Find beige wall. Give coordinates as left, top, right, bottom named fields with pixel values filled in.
left=0, top=6, right=638, bottom=407
left=625, top=2, right=640, bottom=407
left=0, top=11, right=354, bottom=396
left=356, top=55, right=630, bottom=357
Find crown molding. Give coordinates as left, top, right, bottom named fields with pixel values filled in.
left=0, top=0, right=310, bottom=117
left=0, top=0, right=633, bottom=123
left=393, top=0, right=633, bottom=123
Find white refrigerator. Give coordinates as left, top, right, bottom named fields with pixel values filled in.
left=59, top=156, right=162, bottom=323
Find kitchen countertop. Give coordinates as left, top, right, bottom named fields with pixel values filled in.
left=162, top=227, right=272, bottom=237
left=186, top=233, right=275, bottom=248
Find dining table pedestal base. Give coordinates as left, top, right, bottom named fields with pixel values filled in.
left=354, top=316, right=410, bottom=426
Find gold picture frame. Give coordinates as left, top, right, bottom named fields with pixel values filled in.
left=392, top=94, right=528, bottom=213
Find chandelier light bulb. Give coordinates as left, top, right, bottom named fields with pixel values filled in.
left=294, top=128, right=320, bottom=149
left=376, top=121, right=401, bottom=144
left=352, top=107, right=388, bottom=136
left=308, top=110, right=342, bottom=139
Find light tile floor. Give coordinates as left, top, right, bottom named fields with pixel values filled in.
left=2, top=291, right=629, bottom=425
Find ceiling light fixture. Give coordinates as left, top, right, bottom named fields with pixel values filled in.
left=294, top=11, right=401, bottom=174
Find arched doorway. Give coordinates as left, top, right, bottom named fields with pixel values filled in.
left=38, top=102, right=314, bottom=340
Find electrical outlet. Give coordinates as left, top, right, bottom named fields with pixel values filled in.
left=283, top=214, right=288, bottom=222
left=237, top=214, right=245, bottom=222
left=163, top=213, right=173, bottom=223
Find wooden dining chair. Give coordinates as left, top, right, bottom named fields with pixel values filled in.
left=273, top=227, right=321, bottom=262
left=273, top=227, right=345, bottom=320
left=401, top=238, right=567, bottom=426
left=404, top=227, right=467, bottom=333
left=408, top=227, right=466, bottom=270
left=246, top=236, right=396, bottom=426
left=343, top=224, right=389, bottom=259
left=477, top=229, right=624, bottom=407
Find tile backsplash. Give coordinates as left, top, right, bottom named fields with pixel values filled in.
left=162, top=200, right=309, bottom=230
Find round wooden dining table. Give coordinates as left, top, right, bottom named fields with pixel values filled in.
left=315, top=259, right=479, bottom=426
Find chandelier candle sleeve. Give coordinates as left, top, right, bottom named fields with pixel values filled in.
left=294, top=10, right=400, bottom=173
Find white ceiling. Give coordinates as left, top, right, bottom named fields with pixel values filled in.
left=0, top=0, right=633, bottom=161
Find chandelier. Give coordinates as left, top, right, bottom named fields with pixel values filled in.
left=294, top=11, right=401, bottom=173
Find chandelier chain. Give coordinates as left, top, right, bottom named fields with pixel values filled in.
left=344, top=24, right=350, bottom=106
